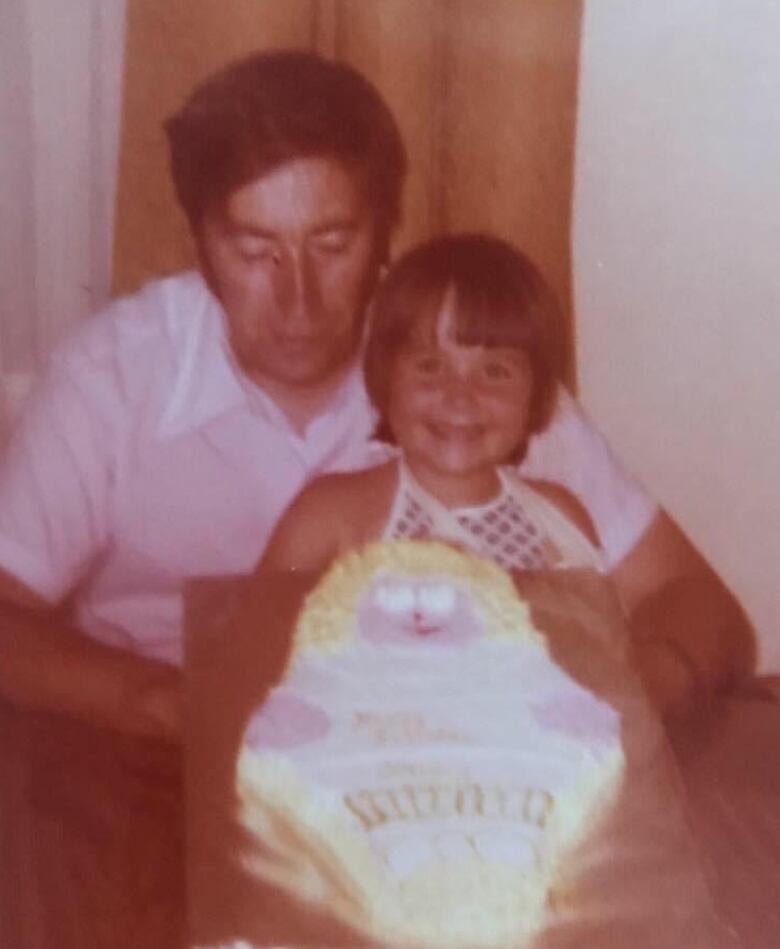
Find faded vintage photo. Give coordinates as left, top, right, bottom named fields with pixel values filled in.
left=1, top=2, right=779, bottom=948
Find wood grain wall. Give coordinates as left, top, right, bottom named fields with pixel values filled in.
left=113, top=0, right=582, bottom=374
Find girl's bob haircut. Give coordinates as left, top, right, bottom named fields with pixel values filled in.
left=364, top=233, right=565, bottom=448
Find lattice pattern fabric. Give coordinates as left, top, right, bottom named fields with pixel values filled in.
left=389, top=492, right=436, bottom=543
left=388, top=478, right=552, bottom=572
left=455, top=494, right=549, bottom=571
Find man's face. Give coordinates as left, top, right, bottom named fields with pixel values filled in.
left=198, top=157, right=380, bottom=396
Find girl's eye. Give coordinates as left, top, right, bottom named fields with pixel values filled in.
left=411, top=354, right=444, bottom=376
left=482, top=361, right=513, bottom=381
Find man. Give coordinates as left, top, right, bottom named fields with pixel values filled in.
left=0, top=50, right=754, bottom=947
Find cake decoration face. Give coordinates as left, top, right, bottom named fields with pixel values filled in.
left=357, top=575, right=486, bottom=644
left=292, top=539, right=543, bottom=654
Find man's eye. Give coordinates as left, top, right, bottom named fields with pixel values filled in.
left=235, top=238, right=276, bottom=262
left=313, top=229, right=353, bottom=254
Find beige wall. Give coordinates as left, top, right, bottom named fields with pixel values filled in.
left=574, top=0, right=780, bottom=668
left=113, top=0, right=582, bottom=374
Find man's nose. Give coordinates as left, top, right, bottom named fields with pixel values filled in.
left=272, top=249, right=321, bottom=329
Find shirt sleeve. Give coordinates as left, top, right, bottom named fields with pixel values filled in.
left=0, top=361, right=113, bottom=603
left=519, top=387, right=658, bottom=569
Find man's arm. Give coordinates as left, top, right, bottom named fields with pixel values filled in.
left=0, top=567, right=181, bottom=740
left=525, top=388, right=756, bottom=719
left=0, top=340, right=183, bottom=738
left=610, top=511, right=756, bottom=720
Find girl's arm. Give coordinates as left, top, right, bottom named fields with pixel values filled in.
left=260, top=477, right=351, bottom=575
left=234, top=478, right=353, bottom=696
left=259, top=461, right=397, bottom=575
left=237, top=466, right=394, bottom=686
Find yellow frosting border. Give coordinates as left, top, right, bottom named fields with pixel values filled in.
left=293, top=540, right=544, bottom=654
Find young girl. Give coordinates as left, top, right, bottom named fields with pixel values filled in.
left=260, top=232, right=603, bottom=578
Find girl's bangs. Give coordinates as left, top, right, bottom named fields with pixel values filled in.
left=432, top=285, right=536, bottom=352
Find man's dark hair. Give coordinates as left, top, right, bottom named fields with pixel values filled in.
left=165, top=50, right=407, bottom=257
left=365, top=233, right=564, bottom=452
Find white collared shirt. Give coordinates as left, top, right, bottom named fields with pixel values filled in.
left=0, top=272, right=655, bottom=664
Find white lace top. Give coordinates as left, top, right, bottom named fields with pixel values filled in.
left=382, top=460, right=604, bottom=573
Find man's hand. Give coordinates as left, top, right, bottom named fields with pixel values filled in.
left=123, top=662, right=182, bottom=741
left=0, top=566, right=182, bottom=742
left=611, top=512, right=756, bottom=720
left=632, top=635, right=702, bottom=721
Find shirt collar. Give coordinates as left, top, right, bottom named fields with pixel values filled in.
left=155, top=271, right=370, bottom=441
left=155, top=274, right=247, bottom=439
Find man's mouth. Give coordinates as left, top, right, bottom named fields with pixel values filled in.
left=275, top=335, right=322, bottom=357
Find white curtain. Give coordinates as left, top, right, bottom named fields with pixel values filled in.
left=0, top=0, right=127, bottom=433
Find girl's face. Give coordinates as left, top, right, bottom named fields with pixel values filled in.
left=386, top=288, right=533, bottom=507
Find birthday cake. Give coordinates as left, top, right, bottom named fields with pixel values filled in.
left=234, top=541, right=629, bottom=948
